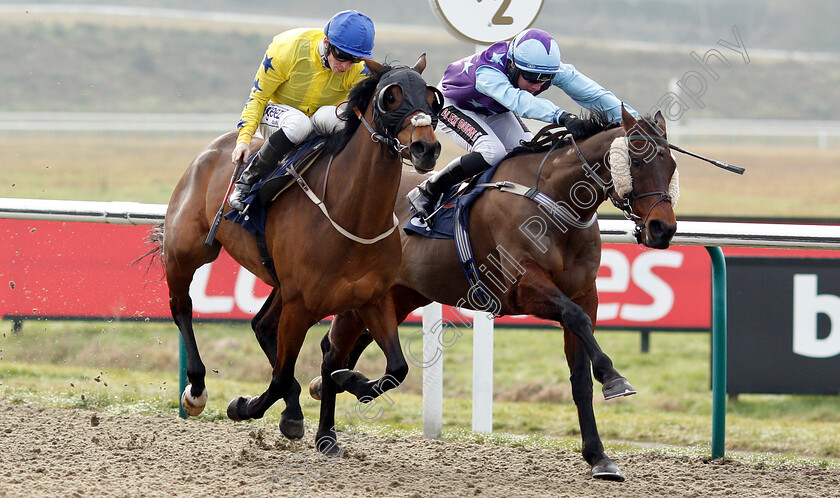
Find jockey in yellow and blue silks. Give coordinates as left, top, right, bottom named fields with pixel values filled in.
left=407, top=28, right=638, bottom=220
left=228, top=10, right=375, bottom=212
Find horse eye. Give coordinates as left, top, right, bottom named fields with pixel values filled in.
left=383, top=90, right=400, bottom=110
left=631, top=157, right=641, bottom=167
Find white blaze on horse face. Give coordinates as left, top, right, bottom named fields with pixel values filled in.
left=410, top=113, right=432, bottom=127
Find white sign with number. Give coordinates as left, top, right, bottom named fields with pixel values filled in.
left=429, top=0, right=544, bottom=44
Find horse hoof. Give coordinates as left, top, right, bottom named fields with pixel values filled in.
left=308, top=376, right=322, bottom=401
left=226, top=396, right=250, bottom=421
left=316, top=436, right=343, bottom=457
left=279, top=416, right=305, bottom=440
left=592, top=458, right=626, bottom=481
left=330, top=368, right=354, bottom=387
left=181, top=385, right=208, bottom=417
left=603, top=377, right=637, bottom=400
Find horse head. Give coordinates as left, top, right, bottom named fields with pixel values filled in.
left=610, top=106, right=678, bottom=249
left=363, top=55, right=442, bottom=172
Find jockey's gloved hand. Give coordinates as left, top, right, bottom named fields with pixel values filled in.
left=556, top=111, right=587, bottom=140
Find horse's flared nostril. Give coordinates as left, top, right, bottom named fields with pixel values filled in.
left=409, top=141, right=429, bottom=158
left=646, top=219, right=677, bottom=248
left=410, top=141, right=441, bottom=173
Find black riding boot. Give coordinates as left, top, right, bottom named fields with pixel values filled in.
left=406, top=152, right=492, bottom=219
left=228, top=130, right=296, bottom=212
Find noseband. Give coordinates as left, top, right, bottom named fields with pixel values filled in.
left=570, top=132, right=673, bottom=242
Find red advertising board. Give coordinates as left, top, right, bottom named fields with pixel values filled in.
left=2, top=219, right=837, bottom=330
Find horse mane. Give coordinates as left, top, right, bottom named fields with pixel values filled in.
left=324, top=62, right=396, bottom=155
left=506, top=109, right=623, bottom=159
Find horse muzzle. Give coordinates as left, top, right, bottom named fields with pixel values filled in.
left=408, top=140, right=441, bottom=173
left=641, top=218, right=677, bottom=249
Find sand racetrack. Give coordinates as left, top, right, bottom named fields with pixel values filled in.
left=0, top=402, right=837, bottom=497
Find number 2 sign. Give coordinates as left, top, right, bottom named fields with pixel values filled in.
left=429, top=0, right=544, bottom=44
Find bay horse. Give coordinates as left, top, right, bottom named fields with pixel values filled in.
left=147, top=56, right=442, bottom=440
left=308, top=107, right=678, bottom=479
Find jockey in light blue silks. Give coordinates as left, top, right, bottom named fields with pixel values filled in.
left=407, top=28, right=639, bottom=219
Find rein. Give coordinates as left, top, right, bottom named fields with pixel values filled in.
left=477, top=126, right=673, bottom=237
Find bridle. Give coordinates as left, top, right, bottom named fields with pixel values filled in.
left=353, top=66, right=443, bottom=162
left=569, top=126, right=674, bottom=242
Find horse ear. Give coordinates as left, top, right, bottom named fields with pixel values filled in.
left=620, top=104, right=638, bottom=132
left=412, top=53, right=427, bottom=74
left=363, top=58, right=385, bottom=77
left=653, top=110, right=668, bottom=136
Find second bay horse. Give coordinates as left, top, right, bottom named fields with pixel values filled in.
left=310, top=107, right=679, bottom=478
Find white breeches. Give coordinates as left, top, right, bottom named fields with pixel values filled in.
left=258, top=103, right=345, bottom=144
left=437, top=97, right=533, bottom=167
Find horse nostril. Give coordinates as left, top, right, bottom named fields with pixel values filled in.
left=648, top=219, right=676, bottom=241
left=409, top=142, right=429, bottom=157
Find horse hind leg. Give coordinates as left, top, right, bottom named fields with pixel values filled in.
left=163, top=221, right=223, bottom=416
left=511, top=264, right=634, bottom=399
left=167, top=263, right=216, bottom=416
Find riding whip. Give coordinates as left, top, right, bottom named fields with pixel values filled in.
left=668, top=144, right=745, bottom=175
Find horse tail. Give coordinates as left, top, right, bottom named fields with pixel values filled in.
left=132, top=221, right=165, bottom=269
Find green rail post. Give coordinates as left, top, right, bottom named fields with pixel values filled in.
left=178, top=334, right=188, bottom=419
left=706, top=246, right=727, bottom=459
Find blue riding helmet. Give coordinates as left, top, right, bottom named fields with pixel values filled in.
left=507, top=28, right=562, bottom=84
left=323, top=10, right=375, bottom=58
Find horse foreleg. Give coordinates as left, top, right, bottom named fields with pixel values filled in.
left=512, top=262, right=632, bottom=394
left=574, top=289, right=636, bottom=399
left=252, top=288, right=280, bottom=368
left=564, top=331, right=626, bottom=481
left=315, top=310, right=367, bottom=456
left=331, top=294, right=408, bottom=403
left=312, top=286, right=429, bottom=401
left=310, top=315, right=372, bottom=400
left=227, top=304, right=310, bottom=436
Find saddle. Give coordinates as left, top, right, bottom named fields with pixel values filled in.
left=226, top=136, right=327, bottom=237
left=256, top=137, right=327, bottom=206
left=404, top=166, right=498, bottom=239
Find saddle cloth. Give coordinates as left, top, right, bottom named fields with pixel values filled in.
left=403, top=163, right=500, bottom=239
left=403, top=164, right=503, bottom=313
